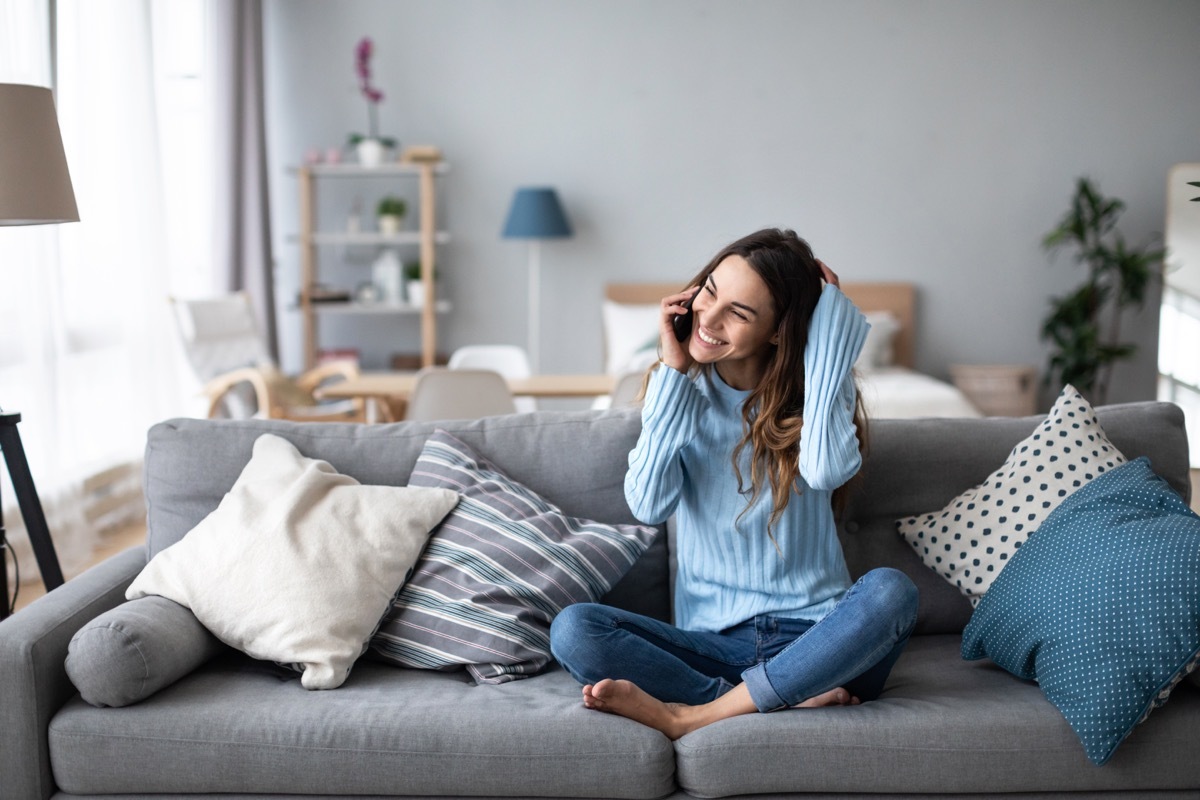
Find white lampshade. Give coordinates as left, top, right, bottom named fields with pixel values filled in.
left=0, top=83, right=79, bottom=226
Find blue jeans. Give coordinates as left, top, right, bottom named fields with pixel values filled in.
left=549, top=567, right=918, bottom=712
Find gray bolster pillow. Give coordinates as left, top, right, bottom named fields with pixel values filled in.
left=66, top=595, right=226, bottom=707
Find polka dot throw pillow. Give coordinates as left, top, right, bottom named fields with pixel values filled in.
left=961, top=457, right=1200, bottom=765
left=896, top=385, right=1126, bottom=605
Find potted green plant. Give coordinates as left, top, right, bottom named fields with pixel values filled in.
left=1040, top=177, right=1165, bottom=405
left=376, top=195, right=406, bottom=235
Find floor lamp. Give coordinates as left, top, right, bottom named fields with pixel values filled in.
left=0, top=83, right=80, bottom=619
left=501, top=187, right=572, bottom=373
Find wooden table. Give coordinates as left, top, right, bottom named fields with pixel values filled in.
left=316, top=372, right=616, bottom=422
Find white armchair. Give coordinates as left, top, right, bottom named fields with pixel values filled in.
left=170, top=292, right=365, bottom=422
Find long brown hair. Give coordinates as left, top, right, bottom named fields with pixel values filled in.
left=653, top=228, right=869, bottom=543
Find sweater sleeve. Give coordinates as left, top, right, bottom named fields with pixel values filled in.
left=624, top=365, right=707, bottom=524
left=799, top=284, right=869, bottom=491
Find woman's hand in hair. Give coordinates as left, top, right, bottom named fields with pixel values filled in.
left=817, top=260, right=840, bottom=288
left=660, top=286, right=699, bottom=374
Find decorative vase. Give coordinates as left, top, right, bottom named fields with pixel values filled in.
left=378, top=214, right=402, bottom=236
left=355, top=138, right=385, bottom=167
left=371, top=248, right=403, bottom=304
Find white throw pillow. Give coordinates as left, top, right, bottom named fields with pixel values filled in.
left=896, top=385, right=1126, bottom=606
left=127, top=433, right=459, bottom=690
left=601, top=300, right=661, bottom=374
left=856, top=311, right=900, bottom=371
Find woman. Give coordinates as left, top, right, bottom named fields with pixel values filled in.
left=549, top=228, right=918, bottom=740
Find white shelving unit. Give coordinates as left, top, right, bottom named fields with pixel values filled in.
left=293, top=161, right=449, bottom=369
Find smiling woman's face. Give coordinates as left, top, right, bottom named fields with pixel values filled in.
left=687, top=254, right=779, bottom=389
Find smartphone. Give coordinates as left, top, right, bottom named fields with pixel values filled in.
left=672, top=292, right=695, bottom=342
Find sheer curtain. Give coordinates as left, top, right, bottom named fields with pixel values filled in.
left=0, top=0, right=207, bottom=587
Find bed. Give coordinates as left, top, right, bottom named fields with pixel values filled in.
left=602, top=281, right=982, bottom=419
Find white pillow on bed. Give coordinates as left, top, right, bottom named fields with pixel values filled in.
left=856, top=311, right=900, bottom=371
left=602, top=301, right=661, bottom=374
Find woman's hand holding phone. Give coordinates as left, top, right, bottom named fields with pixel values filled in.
left=660, top=286, right=699, bottom=375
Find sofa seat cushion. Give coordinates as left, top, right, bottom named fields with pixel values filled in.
left=48, top=655, right=674, bottom=799
left=672, top=636, right=1200, bottom=799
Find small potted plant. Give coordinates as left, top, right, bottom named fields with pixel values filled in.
left=376, top=195, right=406, bottom=235
left=348, top=37, right=397, bottom=166
left=403, top=260, right=436, bottom=307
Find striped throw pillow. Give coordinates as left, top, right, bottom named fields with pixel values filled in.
left=371, top=430, right=658, bottom=684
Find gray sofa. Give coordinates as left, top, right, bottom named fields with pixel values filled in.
left=2, top=403, right=1198, bottom=800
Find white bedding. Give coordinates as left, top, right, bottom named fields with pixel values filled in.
left=857, top=367, right=983, bottom=419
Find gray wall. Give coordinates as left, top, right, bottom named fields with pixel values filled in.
left=264, top=0, right=1200, bottom=406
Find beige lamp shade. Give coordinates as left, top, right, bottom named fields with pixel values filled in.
left=0, top=83, right=79, bottom=225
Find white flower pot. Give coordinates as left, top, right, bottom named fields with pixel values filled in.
left=356, top=138, right=385, bottom=167
left=406, top=280, right=425, bottom=308
left=378, top=214, right=402, bottom=236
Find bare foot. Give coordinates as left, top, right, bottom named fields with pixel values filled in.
left=795, top=686, right=860, bottom=708
left=582, top=679, right=699, bottom=740
left=579, top=680, right=860, bottom=741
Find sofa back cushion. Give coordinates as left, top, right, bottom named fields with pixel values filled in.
left=146, top=401, right=1189, bottom=638
left=144, top=410, right=670, bottom=622
left=841, top=401, right=1191, bottom=635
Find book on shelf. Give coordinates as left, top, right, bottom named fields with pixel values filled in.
left=318, top=348, right=360, bottom=366
left=306, top=286, right=352, bottom=304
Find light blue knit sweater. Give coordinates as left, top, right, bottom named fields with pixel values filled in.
left=625, top=284, right=869, bottom=632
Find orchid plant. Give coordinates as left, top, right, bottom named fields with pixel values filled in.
left=349, top=37, right=396, bottom=148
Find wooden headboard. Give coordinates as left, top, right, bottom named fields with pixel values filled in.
left=605, top=281, right=915, bottom=369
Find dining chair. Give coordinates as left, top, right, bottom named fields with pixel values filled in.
left=590, top=369, right=648, bottom=410
left=404, top=367, right=518, bottom=422
left=447, top=344, right=536, bottom=412
left=170, top=292, right=365, bottom=422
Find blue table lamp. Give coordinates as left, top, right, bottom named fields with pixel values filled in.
left=502, top=187, right=572, bottom=372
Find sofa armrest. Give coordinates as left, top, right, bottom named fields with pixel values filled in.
left=0, top=546, right=145, bottom=800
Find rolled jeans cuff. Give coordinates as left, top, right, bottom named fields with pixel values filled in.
left=741, top=662, right=788, bottom=713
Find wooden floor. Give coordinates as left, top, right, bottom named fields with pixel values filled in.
left=11, top=520, right=146, bottom=613
left=8, top=470, right=1200, bottom=615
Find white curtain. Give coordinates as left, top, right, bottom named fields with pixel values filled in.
left=0, top=0, right=202, bottom=586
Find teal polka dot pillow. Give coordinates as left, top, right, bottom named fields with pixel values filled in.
left=962, top=457, right=1200, bottom=765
